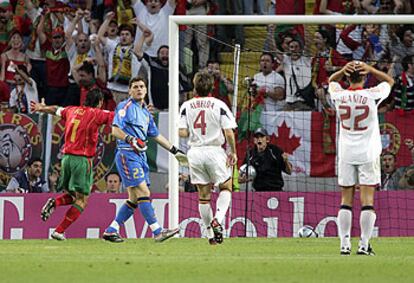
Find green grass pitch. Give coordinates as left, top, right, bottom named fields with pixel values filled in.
left=1, top=237, right=414, bottom=283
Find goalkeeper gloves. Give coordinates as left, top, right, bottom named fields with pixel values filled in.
left=170, top=145, right=188, bottom=166
left=125, top=135, right=147, bottom=153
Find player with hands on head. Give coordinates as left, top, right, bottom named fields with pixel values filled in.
left=103, top=76, right=185, bottom=243
left=329, top=60, right=394, bottom=256
left=179, top=71, right=238, bottom=245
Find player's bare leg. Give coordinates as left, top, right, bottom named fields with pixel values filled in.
left=338, top=186, right=355, bottom=255
left=197, top=184, right=216, bottom=245
left=357, top=185, right=376, bottom=256
left=52, top=192, right=88, bottom=241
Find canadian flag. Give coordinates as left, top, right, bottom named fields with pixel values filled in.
left=260, top=111, right=337, bottom=177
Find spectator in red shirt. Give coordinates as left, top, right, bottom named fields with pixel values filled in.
left=313, top=29, right=347, bottom=112
left=206, top=60, right=233, bottom=108
left=275, top=0, right=305, bottom=40
left=276, top=0, right=305, bottom=14
left=37, top=18, right=70, bottom=106
left=313, top=0, right=359, bottom=15
left=72, top=55, right=116, bottom=111
left=0, top=2, right=31, bottom=54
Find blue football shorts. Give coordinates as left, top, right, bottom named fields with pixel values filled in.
left=115, top=149, right=150, bottom=188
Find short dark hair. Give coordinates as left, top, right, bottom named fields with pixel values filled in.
left=109, top=19, right=118, bottom=26
left=84, top=88, right=103, bottom=107
left=317, top=28, right=335, bottom=48
left=317, top=29, right=329, bottom=40
left=348, top=69, right=365, bottom=84
left=193, top=71, right=213, bottom=97
left=402, top=55, right=414, bottom=71
left=397, top=25, right=414, bottom=43
left=79, top=61, right=95, bottom=75
left=260, top=52, right=275, bottom=63
left=129, top=76, right=147, bottom=89
left=28, top=157, right=42, bottom=166
left=8, top=29, right=22, bottom=41
left=157, top=45, right=169, bottom=57
left=207, top=59, right=220, bottom=65
left=382, top=152, right=396, bottom=160
left=105, top=172, right=120, bottom=182
left=118, top=24, right=134, bottom=36
left=289, top=38, right=303, bottom=49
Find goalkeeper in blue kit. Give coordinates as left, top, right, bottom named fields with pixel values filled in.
left=103, top=77, right=187, bottom=243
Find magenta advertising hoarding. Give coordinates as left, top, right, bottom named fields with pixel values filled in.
left=0, top=191, right=413, bottom=240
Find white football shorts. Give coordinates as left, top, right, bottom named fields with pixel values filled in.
left=187, top=146, right=231, bottom=185
left=338, top=157, right=381, bottom=187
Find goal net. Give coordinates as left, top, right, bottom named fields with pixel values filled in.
left=168, top=15, right=414, bottom=238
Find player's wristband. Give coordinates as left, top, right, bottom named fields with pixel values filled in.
left=169, top=145, right=179, bottom=155
left=125, top=135, right=133, bottom=143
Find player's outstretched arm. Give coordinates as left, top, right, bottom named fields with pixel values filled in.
left=30, top=99, right=59, bottom=115
left=152, top=134, right=188, bottom=166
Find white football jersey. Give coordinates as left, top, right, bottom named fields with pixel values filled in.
left=329, top=81, right=391, bottom=164
left=179, top=97, right=237, bottom=147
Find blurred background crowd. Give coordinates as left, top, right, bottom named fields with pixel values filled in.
left=1, top=0, right=414, bottom=193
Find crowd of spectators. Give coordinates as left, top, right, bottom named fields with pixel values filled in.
left=0, top=0, right=412, bottom=113
left=1, top=0, right=414, bottom=192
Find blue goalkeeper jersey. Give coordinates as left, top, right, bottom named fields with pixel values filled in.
left=113, top=98, right=159, bottom=149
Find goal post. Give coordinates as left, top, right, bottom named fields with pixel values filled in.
left=168, top=15, right=414, bottom=232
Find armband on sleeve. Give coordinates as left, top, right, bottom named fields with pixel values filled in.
left=56, top=107, right=64, bottom=117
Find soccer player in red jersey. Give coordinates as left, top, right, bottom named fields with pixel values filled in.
left=30, top=89, right=114, bottom=240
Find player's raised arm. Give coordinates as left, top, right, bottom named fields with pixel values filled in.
left=354, top=61, right=395, bottom=87
left=30, top=99, right=59, bottom=115
left=328, top=61, right=355, bottom=83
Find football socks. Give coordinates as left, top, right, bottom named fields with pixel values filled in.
left=55, top=193, right=74, bottom=207
left=360, top=209, right=376, bottom=249
left=55, top=204, right=83, bottom=234
left=215, top=190, right=231, bottom=223
left=138, top=197, right=162, bottom=236
left=105, top=201, right=136, bottom=233
left=199, top=203, right=214, bottom=238
left=338, top=208, right=352, bottom=249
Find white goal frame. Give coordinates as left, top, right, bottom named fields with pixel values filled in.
left=168, top=15, right=414, bottom=230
